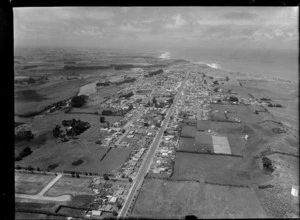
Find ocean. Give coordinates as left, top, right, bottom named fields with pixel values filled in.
left=162, top=48, right=298, bottom=81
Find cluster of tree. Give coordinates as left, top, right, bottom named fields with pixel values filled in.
left=214, top=87, right=220, bottom=92
left=71, top=95, right=88, bottom=108
left=213, top=80, right=219, bottom=85
left=119, top=91, right=134, bottom=99
left=15, top=147, right=33, bottom=161
left=96, top=81, right=111, bottom=86
left=261, top=98, right=272, bottom=102
left=15, top=124, right=34, bottom=141
left=114, top=77, right=136, bottom=85
left=228, top=96, right=239, bottom=102
left=112, top=64, right=135, bottom=70
left=144, top=69, right=163, bottom=77
left=268, top=103, right=282, bottom=107
left=102, top=109, right=114, bottom=115
left=52, top=119, right=90, bottom=138
left=262, top=157, right=274, bottom=172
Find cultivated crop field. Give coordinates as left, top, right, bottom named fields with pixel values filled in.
left=45, top=176, right=94, bottom=197
left=172, top=153, right=251, bottom=185
left=15, top=172, right=56, bottom=195
left=131, top=179, right=205, bottom=218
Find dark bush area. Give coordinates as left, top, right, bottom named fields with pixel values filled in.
left=114, top=77, right=136, bottom=85
left=96, top=81, right=111, bottom=86
left=119, top=91, right=134, bottom=99
left=268, top=103, right=282, bottom=107
left=71, top=95, right=87, bottom=108
left=262, top=157, right=274, bottom=172
left=144, top=69, right=163, bottom=77
left=261, top=98, right=272, bottom=101
left=228, top=96, right=239, bottom=102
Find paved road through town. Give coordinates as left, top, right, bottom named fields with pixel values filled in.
left=118, top=72, right=189, bottom=218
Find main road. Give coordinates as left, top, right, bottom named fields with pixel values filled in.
left=118, top=72, right=189, bottom=218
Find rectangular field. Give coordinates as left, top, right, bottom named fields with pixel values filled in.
left=180, top=125, right=196, bottom=138
left=98, top=148, right=132, bottom=175
left=195, top=132, right=213, bottom=151
left=15, top=173, right=55, bottom=195
left=131, top=179, right=205, bottom=218
left=203, top=184, right=267, bottom=218
left=212, top=136, right=231, bottom=154
left=172, top=153, right=251, bottom=185
left=45, top=176, right=94, bottom=197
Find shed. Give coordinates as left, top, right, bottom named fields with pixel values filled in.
left=291, top=185, right=299, bottom=197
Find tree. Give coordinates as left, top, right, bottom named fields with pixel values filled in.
left=225, top=76, right=229, bottom=81
left=27, top=165, right=34, bottom=171
left=228, top=96, right=239, bottom=102
left=152, top=96, right=157, bottom=105
left=117, top=203, right=122, bottom=209
left=100, top=116, right=106, bottom=123
left=19, top=147, right=32, bottom=158
left=71, top=95, right=87, bottom=108
left=52, top=125, right=62, bottom=138
left=112, top=211, right=118, bottom=216
left=76, top=173, right=80, bottom=178
left=103, top=174, right=109, bottom=181
left=128, top=177, right=133, bottom=182
left=36, top=167, right=40, bottom=171
left=15, top=165, right=21, bottom=170
left=106, top=122, right=110, bottom=128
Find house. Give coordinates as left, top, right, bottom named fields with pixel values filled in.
left=109, top=196, right=117, bottom=203
left=91, top=210, right=101, bottom=217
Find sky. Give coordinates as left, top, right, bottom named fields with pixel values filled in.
left=14, top=7, right=298, bottom=53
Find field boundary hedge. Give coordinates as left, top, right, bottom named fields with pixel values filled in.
left=204, top=181, right=249, bottom=188
left=176, top=150, right=243, bottom=158
left=145, top=175, right=201, bottom=183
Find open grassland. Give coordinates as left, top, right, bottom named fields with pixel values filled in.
left=45, top=176, right=94, bottom=197
left=172, top=153, right=252, bottom=185
left=15, top=79, right=85, bottom=116
left=15, top=212, right=62, bottom=220
left=131, top=179, right=205, bottom=218
left=131, top=179, right=267, bottom=218
left=15, top=173, right=56, bottom=195
left=15, top=140, right=109, bottom=173
left=96, top=148, right=132, bottom=175
left=203, top=184, right=267, bottom=218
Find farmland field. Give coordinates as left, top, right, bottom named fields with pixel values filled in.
left=203, top=184, right=268, bottom=218
left=180, top=125, right=196, bottom=138
left=15, top=140, right=109, bottom=173
left=172, top=153, right=251, bottom=185
left=98, top=148, right=132, bottom=175
left=15, top=172, right=56, bottom=195
left=131, top=179, right=205, bottom=218
left=45, top=176, right=94, bottom=197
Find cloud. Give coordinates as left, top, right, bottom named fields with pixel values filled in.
left=119, top=24, right=150, bottom=33
left=164, top=14, right=187, bottom=29
left=222, top=12, right=257, bottom=20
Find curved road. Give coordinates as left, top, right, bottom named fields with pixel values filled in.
left=118, top=72, right=189, bottom=218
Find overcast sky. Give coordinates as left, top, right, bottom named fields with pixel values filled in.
left=14, top=7, right=298, bottom=52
